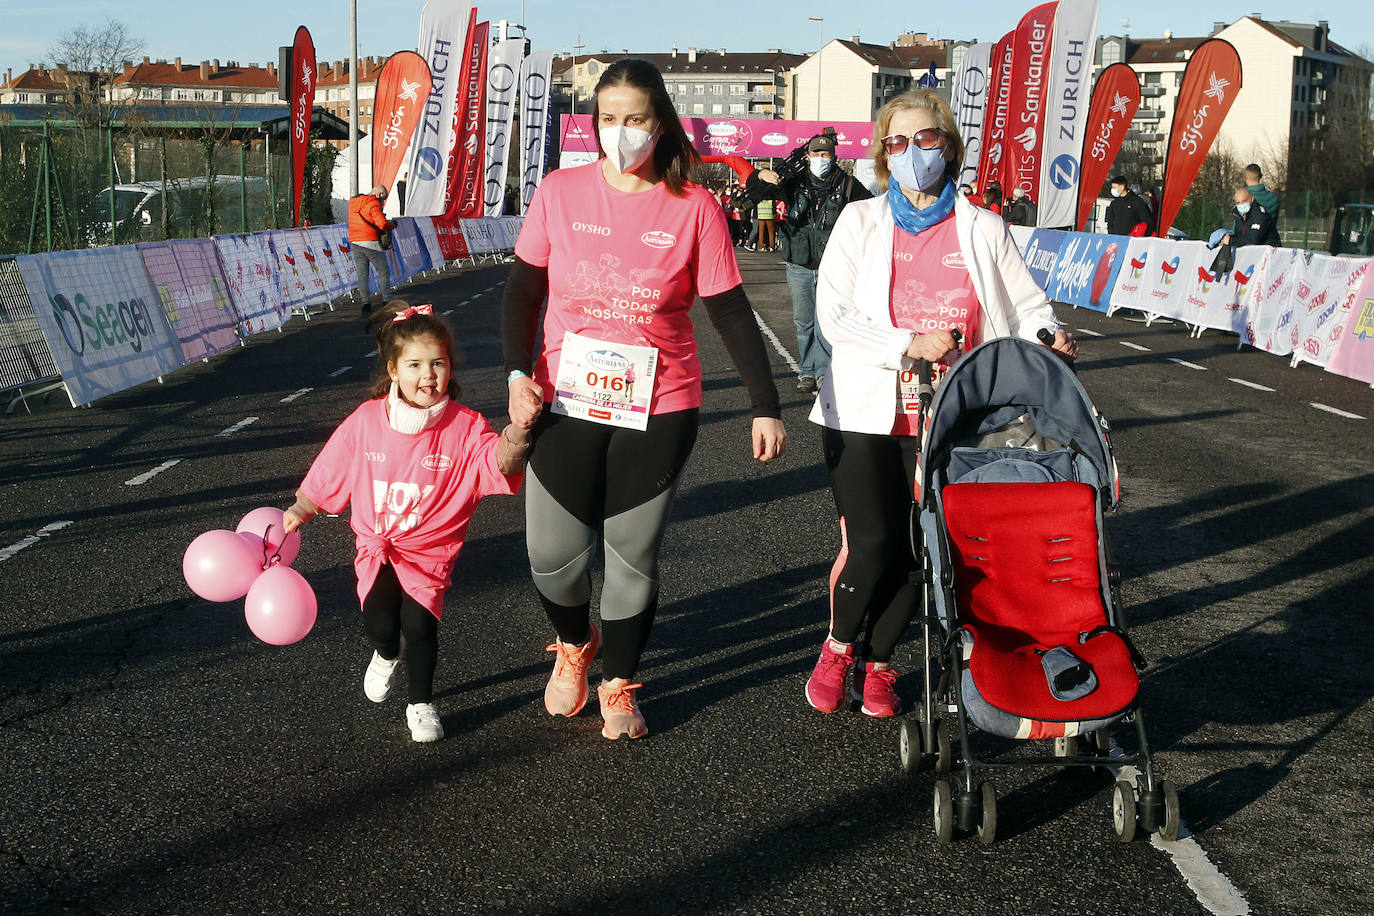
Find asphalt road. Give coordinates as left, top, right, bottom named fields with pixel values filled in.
left=1, top=250, right=1370, bottom=915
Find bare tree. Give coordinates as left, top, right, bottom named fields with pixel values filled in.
left=47, top=18, right=144, bottom=128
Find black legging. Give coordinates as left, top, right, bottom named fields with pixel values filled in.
left=822, top=426, right=921, bottom=663
left=362, top=562, right=440, bottom=703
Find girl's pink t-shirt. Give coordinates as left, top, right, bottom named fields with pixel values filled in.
left=299, top=399, right=522, bottom=619
left=515, top=161, right=742, bottom=414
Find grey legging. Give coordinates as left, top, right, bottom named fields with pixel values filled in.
left=353, top=244, right=390, bottom=303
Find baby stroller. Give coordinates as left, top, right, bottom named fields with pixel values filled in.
left=898, top=336, right=1179, bottom=845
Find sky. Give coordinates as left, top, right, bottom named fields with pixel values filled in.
left=2, top=0, right=1371, bottom=77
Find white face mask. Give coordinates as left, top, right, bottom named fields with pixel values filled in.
left=600, top=125, right=659, bottom=174
left=1110, top=187, right=1123, bottom=198
left=888, top=145, right=947, bottom=193
left=1236, top=201, right=1251, bottom=216
left=808, top=156, right=833, bottom=179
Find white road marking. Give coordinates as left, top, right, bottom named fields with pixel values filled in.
left=365, top=351, right=378, bottom=359
left=1166, top=358, right=1208, bottom=371
left=753, top=309, right=800, bottom=374
left=280, top=388, right=314, bottom=403
left=124, top=459, right=181, bottom=486
left=1121, top=341, right=1152, bottom=352
left=1311, top=402, right=1365, bottom=420
left=442, top=309, right=454, bottom=316
left=1076, top=328, right=1105, bottom=337
left=217, top=416, right=259, bottom=437
left=0, top=521, right=74, bottom=562
left=328, top=366, right=351, bottom=378
left=1228, top=377, right=1275, bottom=392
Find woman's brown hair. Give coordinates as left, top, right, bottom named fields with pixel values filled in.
left=592, top=58, right=701, bottom=198
left=364, top=299, right=462, bottom=401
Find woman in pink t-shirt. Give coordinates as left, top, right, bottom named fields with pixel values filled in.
left=282, top=302, right=532, bottom=743
left=803, top=90, right=1079, bottom=719
left=502, top=58, right=787, bottom=740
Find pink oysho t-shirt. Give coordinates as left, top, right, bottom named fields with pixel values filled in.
left=890, top=215, right=981, bottom=436
left=299, top=399, right=522, bottom=619
left=515, top=161, right=742, bottom=414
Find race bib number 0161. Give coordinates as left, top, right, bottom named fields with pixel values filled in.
left=552, top=331, right=658, bottom=430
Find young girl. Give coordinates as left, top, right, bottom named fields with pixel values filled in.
left=283, top=300, right=534, bottom=742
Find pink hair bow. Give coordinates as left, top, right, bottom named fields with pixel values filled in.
left=392, top=303, right=434, bottom=323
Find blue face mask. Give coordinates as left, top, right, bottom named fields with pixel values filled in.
left=1236, top=201, right=1252, bottom=216
left=888, top=144, right=947, bottom=193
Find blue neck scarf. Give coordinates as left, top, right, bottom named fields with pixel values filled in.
left=889, top=178, right=956, bottom=235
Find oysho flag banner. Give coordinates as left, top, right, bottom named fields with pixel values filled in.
left=372, top=51, right=434, bottom=194
left=402, top=0, right=471, bottom=216
left=951, top=42, right=992, bottom=192
left=519, top=50, right=554, bottom=212
left=1005, top=3, right=1057, bottom=205
left=289, top=25, right=316, bottom=227
left=14, top=248, right=184, bottom=407
left=483, top=38, right=523, bottom=216
left=979, top=33, right=1015, bottom=197
left=444, top=12, right=487, bottom=219
left=1076, top=63, right=1141, bottom=230
left=1039, top=0, right=1099, bottom=228
left=1158, top=38, right=1242, bottom=237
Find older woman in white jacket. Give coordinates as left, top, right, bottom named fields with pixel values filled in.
left=803, top=89, right=1077, bottom=719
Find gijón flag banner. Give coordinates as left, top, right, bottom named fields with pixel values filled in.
left=1157, top=39, right=1242, bottom=236
left=1076, top=63, right=1140, bottom=230
left=289, top=25, right=316, bottom=227
left=371, top=51, right=433, bottom=194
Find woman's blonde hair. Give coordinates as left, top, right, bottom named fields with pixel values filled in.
left=870, top=89, right=964, bottom=192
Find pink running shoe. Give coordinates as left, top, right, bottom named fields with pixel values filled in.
left=805, top=638, right=856, bottom=713
left=597, top=680, right=648, bottom=739
left=851, top=661, right=901, bottom=717
left=544, top=622, right=600, bottom=717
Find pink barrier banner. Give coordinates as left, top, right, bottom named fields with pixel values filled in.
left=137, top=239, right=240, bottom=362
left=1292, top=255, right=1372, bottom=368
left=560, top=114, right=878, bottom=160
left=1326, top=269, right=1374, bottom=383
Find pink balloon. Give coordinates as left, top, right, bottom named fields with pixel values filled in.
left=235, top=506, right=301, bottom=567
left=183, top=529, right=264, bottom=602
left=244, top=566, right=318, bottom=645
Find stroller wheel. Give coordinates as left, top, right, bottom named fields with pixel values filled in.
left=1112, top=780, right=1138, bottom=842
left=899, top=719, right=924, bottom=774
left=933, top=780, right=955, bottom=845
left=976, top=781, right=998, bottom=846
left=1159, top=780, right=1181, bottom=841
left=934, top=720, right=953, bottom=775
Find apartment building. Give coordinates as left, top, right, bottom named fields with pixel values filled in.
left=791, top=34, right=950, bottom=120
left=109, top=57, right=280, bottom=104
left=0, top=66, right=78, bottom=105
left=313, top=57, right=384, bottom=136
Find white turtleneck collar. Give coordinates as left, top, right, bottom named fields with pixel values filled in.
left=386, top=381, right=449, bottom=434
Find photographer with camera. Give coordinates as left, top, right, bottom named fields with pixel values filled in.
left=748, top=132, right=871, bottom=393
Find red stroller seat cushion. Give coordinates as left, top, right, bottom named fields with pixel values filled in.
left=942, top=481, right=1139, bottom=721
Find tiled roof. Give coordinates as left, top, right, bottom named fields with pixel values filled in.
left=1126, top=37, right=1207, bottom=64
left=112, top=61, right=277, bottom=89
left=1, top=68, right=74, bottom=91
left=315, top=58, right=386, bottom=87
left=835, top=40, right=945, bottom=71
left=574, top=50, right=805, bottom=75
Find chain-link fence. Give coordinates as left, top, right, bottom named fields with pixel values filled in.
left=1172, top=188, right=1374, bottom=252
left=0, top=124, right=338, bottom=257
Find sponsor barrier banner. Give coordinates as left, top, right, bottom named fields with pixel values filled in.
left=519, top=51, right=555, bottom=212
left=137, top=240, right=240, bottom=362
left=326, top=224, right=360, bottom=293
left=1181, top=243, right=1266, bottom=334
left=214, top=233, right=289, bottom=333
left=1136, top=237, right=1199, bottom=319
left=415, top=217, right=446, bottom=266
left=15, top=248, right=184, bottom=407
left=266, top=229, right=313, bottom=308
left=1288, top=254, right=1371, bottom=368
left=372, top=51, right=434, bottom=194
left=484, top=38, right=523, bottom=216
left=1023, top=229, right=1069, bottom=288
left=303, top=226, right=350, bottom=299
left=1044, top=231, right=1124, bottom=312
left=951, top=42, right=993, bottom=192
left=1005, top=3, right=1057, bottom=205
left=979, top=33, right=1016, bottom=196
left=403, top=1, right=471, bottom=216
left=289, top=26, right=316, bottom=227
left=1076, top=63, right=1141, bottom=230
left=1244, top=246, right=1303, bottom=355
left=1109, top=237, right=1152, bottom=313
left=1039, top=0, right=1099, bottom=228
left=444, top=12, right=486, bottom=219
left=559, top=114, right=880, bottom=161
left=392, top=217, right=433, bottom=279
left=1326, top=268, right=1374, bottom=383
left=1158, top=39, right=1242, bottom=237
left=288, top=227, right=333, bottom=304
left=460, top=218, right=496, bottom=253
left=432, top=217, right=470, bottom=260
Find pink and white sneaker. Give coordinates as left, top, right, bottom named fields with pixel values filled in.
left=805, top=638, right=856, bottom=713
left=851, top=661, right=901, bottom=717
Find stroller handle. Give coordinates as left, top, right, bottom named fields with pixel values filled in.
left=917, top=329, right=963, bottom=410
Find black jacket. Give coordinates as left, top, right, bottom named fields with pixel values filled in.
left=1105, top=191, right=1151, bottom=236
left=1007, top=196, right=1038, bottom=227
left=1231, top=202, right=1281, bottom=247
left=760, top=168, right=871, bottom=270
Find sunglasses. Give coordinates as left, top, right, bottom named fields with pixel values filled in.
left=881, top=128, right=947, bottom=156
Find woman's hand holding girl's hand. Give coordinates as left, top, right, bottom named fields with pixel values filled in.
left=508, top=377, right=544, bottom=429
left=752, top=417, right=787, bottom=462
left=906, top=330, right=958, bottom=364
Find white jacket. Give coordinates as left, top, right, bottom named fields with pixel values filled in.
left=809, top=191, right=1060, bottom=434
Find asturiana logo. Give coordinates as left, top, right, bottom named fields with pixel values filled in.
left=762, top=132, right=789, bottom=146
left=421, top=454, right=453, bottom=471
left=586, top=349, right=630, bottom=372
left=641, top=230, right=676, bottom=249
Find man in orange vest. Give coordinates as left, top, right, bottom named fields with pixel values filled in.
left=349, top=184, right=397, bottom=315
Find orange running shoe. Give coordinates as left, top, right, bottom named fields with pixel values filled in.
left=597, top=679, right=648, bottom=739
left=544, top=622, right=600, bottom=717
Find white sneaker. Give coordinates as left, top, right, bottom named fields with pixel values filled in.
left=363, top=650, right=401, bottom=703
left=406, top=702, right=444, bottom=742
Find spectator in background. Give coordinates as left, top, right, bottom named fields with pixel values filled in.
left=349, top=184, right=396, bottom=317
left=1222, top=187, right=1281, bottom=248
left=1105, top=176, right=1152, bottom=236
left=1007, top=187, right=1038, bottom=226
left=983, top=179, right=1003, bottom=216
left=754, top=194, right=777, bottom=252
left=1244, top=164, right=1280, bottom=216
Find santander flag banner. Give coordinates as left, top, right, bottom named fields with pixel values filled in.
left=483, top=38, right=523, bottom=216
left=951, top=42, right=993, bottom=192
left=401, top=0, right=470, bottom=216
left=289, top=26, right=316, bottom=227
left=371, top=51, right=434, bottom=194
left=1005, top=3, right=1057, bottom=205
left=444, top=13, right=487, bottom=218
left=1038, top=0, right=1099, bottom=228
left=979, top=33, right=1015, bottom=196
left=1076, top=63, right=1141, bottom=230
left=519, top=50, right=555, bottom=212
left=1158, top=39, right=1243, bottom=237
